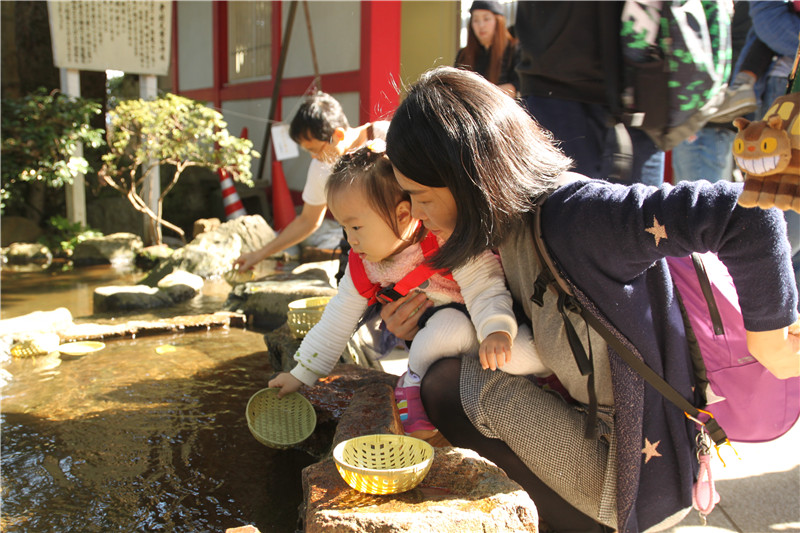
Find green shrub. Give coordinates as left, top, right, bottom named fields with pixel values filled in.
left=1, top=88, right=105, bottom=216
left=38, top=215, right=102, bottom=257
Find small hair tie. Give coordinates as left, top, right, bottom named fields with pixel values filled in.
left=366, top=138, right=387, bottom=154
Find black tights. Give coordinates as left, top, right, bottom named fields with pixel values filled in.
left=420, top=358, right=611, bottom=533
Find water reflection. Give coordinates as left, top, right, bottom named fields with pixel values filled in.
left=1, top=267, right=315, bottom=532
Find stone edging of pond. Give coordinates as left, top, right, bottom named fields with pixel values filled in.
left=251, top=327, right=540, bottom=533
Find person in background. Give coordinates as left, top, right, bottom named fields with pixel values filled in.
left=455, top=0, right=520, bottom=98
left=514, top=1, right=664, bottom=186
left=671, top=0, right=757, bottom=184
left=233, top=92, right=388, bottom=272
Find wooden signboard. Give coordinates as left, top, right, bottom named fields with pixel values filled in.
left=47, top=0, right=171, bottom=75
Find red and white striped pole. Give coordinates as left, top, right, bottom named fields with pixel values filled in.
left=219, top=168, right=247, bottom=220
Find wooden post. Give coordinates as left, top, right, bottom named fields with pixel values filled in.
left=60, top=68, right=87, bottom=226
left=140, top=74, right=160, bottom=244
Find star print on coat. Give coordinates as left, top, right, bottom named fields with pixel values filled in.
left=645, top=216, right=668, bottom=246
left=642, top=438, right=663, bottom=464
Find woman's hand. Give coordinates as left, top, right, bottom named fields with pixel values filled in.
left=746, top=321, right=800, bottom=379
left=380, top=291, right=433, bottom=341
left=268, top=372, right=304, bottom=398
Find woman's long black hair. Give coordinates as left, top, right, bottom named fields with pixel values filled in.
left=386, top=67, right=572, bottom=272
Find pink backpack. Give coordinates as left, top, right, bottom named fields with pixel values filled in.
left=531, top=193, right=799, bottom=446
left=667, top=253, right=800, bottom=443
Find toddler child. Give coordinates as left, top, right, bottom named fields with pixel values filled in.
left=268, top=141, right=549, bottom=438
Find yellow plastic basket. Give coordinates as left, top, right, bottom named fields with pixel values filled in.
left=332, top=434, right=435, bottom=494
left=286, top=296, right=331, bottom=338
left=246, top=388, right=317, bottom=449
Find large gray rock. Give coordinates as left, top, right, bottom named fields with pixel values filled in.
left=136, top=244, right=174, bottom=270
left=192, top=217, right=221, bottom=239
left=93, top=285, right=175, bottom=312
left=140, top=215, right=276, bottom=285
left=73, top=233, right=143, bottom=266
left=302, top=447, right=539, bottom=532
left=3, top=242, right=52, bottom=265
left=157, top=270, right=204, bottom=302
left=219, top=214, right=276, bottom=256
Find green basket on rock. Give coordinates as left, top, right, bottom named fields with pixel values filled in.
left=246, top=388, right=316, bottom=449
left=286, top=296, right=331, bottom=338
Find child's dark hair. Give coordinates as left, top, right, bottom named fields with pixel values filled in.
left=327, top=144, right=411, bottom=239
left=290, top=92, right=350, bottom=143
left=386, top=67, right=572, bottom=272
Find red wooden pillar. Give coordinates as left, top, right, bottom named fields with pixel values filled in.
left=359, top=1, right=402, bottom=123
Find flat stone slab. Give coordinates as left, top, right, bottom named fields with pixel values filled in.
left=233, top=278, right=337, bottom=330
left=302, top=447, right=538, bottom=532
left=93, top=285, right=175, bottom=312
left=58, top=312, right=246, bottom=342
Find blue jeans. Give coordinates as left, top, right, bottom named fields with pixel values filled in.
left=671, top=126, right=736, bottom=183
left=523, top=95, right=664, bottom=186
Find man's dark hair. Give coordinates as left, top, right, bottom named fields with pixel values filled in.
left=289, top=92, right=350, bottom=143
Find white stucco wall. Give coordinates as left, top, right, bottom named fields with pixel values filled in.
left=282, top=1, right=361, bottom=79
left=221, top=98, right=271, bottom=183
left=176, top=1, right=214, bottom=91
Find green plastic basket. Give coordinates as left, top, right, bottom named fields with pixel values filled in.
left=286, top=296, right=331, bottom=338
left=246, top=388, right=316, bottom=449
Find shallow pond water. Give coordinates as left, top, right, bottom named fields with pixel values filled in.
left=1, top=265, right=314, bottom=532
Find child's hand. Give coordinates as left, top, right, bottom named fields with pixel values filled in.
left=268, top=372, right=304, bottom=397
left=479, top=331, right=513, bottom=371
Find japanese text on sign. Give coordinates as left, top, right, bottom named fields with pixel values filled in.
left=48, top=0, right=172, bottom=75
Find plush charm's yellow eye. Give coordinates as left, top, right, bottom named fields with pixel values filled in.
left=733, top=139, right=745, bottom=154
left=761, top=138, right=778, bottom=153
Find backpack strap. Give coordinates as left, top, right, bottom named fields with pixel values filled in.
left=347, top=229, right=454, bottom=306
left=373, top=230, right=454, bottom=304
left=531, top=192, right=599, bottom=439
left=691, top=253, right=725, bottom=336
left=530, top=184, right=729, bottom=446
left=348, top=249, right=381, bottom=303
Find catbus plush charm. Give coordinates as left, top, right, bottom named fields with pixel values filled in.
left=733, top=92, right=800, bottom=213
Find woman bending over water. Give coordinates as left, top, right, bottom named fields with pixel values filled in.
left=381, top=66, right=799, bottom=533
